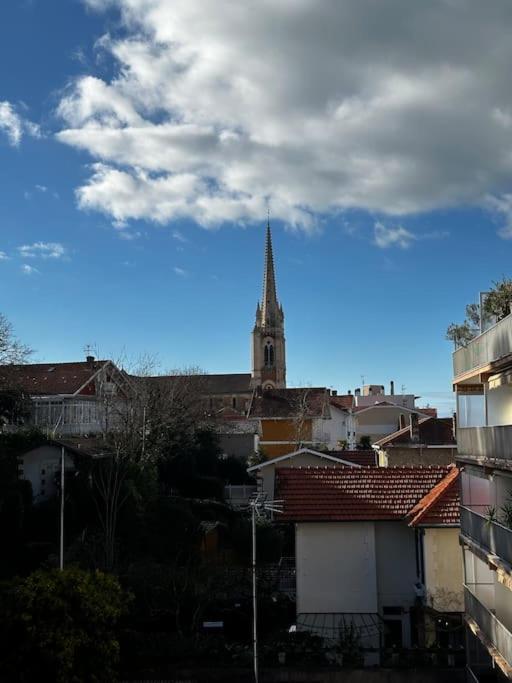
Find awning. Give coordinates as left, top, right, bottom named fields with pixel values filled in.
left=296, top=612, right=383, bottom=643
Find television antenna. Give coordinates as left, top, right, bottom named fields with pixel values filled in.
left=248, top=492, right=283, bottom=683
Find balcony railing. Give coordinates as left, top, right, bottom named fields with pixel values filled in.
left=458, top=425, right=512, bottom=461
left=465, top=586, right=512, bottom=668
left=453, top=313, right=512, bottom=378
left=461, top=506, right=512, bottom=566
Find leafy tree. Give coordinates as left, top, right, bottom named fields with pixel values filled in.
left=445, top=321, right=477, bottom=348
left=0, top=567, right=128, bottom=682
left=483, top=278, right=512, bottom=321
left=0, top=312, right=32, bottom=364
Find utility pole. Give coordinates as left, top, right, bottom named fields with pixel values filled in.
left=59, top=446, right=65, bottom=570
left=248, top=493, right=283, bottom=683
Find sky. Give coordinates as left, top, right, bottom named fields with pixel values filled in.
left=3, top=2, right=512, bottom=416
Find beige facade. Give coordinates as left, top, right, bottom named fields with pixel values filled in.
left=423, top=527, right=464, bottom=613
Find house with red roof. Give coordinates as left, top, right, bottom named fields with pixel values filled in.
left=275, top=464, right=462, bottom=663
left=373, top=416, right=457, bottom=467
left=247, top=446, right=377, bottom=499
left=0, top=355, right=133, bottom=436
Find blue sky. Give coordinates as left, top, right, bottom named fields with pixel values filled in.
left=2, top=1, right=512, bottom=416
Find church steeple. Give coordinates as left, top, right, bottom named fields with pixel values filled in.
left=251, top=219, right=286, bottom=389
left=261, top=221, right=281, bottom=327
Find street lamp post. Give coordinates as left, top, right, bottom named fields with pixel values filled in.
left=248, top=493, right=283, bottom=683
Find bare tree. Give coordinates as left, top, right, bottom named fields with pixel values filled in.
left=91, top=360, right=209, bottom=569
left=0, top=313, right=32, bottom=365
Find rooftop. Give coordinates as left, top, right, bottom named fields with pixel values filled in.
left=248, top=387, right=329, bottom=419
left=373, top=416, right=456, bottom=448
left=276, top=465, right=452, bottom=522
left=407, top=466, right=460, bottom=527
left=0, top=360, right=110, bottom=396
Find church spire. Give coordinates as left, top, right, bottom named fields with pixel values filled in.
left=260, top=218, right=280, bottom=327
left=251, top=216, right=286, bottom=389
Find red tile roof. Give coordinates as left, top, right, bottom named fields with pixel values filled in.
left=407, top=467, right=460, bottom=527
left=329, top=450, right=377, bottom=466
left=373, top=417, right=456, bottom=448
left=330, top=395, right=354, bottom=410
left=0, top=361, right=110, bottom=396
left=276, top=465, right=452, bottom=522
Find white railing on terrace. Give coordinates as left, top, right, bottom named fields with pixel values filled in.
left=461, top=506, right=512, bottom=567
left=458, top=425, right=512, bottom=461
left=464, top=585, right=512, bottom=668
left=453, top=313, right=512, bottom=378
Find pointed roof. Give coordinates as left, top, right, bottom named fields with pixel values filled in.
left=407, top=466, right=460, bottom=527
left=260, top=221, right=281, bottom=327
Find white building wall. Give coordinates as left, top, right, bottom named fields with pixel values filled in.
left=487, top=384, right=512, bottom=426
left=20, top=445, right=75, bottom=502
left=312, top=405, right=349, bottom=449
left=296, top=522, right=378, bottom=614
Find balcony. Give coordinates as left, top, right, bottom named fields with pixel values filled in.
left=461, top=506, right=512, bottom=567
left=453, top=313, right=512, bottom=379
left=458, top=425, right=512, bottom=461
left=465, top=586, right=512, bottom=669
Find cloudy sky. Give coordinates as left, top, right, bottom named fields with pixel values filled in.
left=3, top=0, right=512, bottom=413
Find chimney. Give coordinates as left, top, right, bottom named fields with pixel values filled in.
left=410, top=413, right=420, bottom=443
left=348, top=389, right=352, bottom=395
left=390, top=380, right=395, bottom=396
left=399, top=413, right=406, bottom=430
left=355, top=388, right=361, bottom=397
left=86, top=354, right=95, bottom=369
left=332, top=390, right=338, bottom=397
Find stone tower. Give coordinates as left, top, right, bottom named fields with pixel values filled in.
left=251, top=221, right=286, bottom=389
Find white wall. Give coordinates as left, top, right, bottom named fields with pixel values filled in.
left=312, top=405, right=349, bottom=449
left=20, top=445, right=75, bottom=502
left=296, top=522, right=378, bottom=614
left=487, top=384, right=512, bottom=427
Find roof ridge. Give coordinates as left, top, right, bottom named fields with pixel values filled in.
left=407, top=466, right=459, bottom=526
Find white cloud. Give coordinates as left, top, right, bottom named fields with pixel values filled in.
left=374, top=222, right=415, bottom=249
left=172, top=229, right=187, bottom=243
left=35, top=184, right=47, bottom=193
left=55, top=1, right=512, bottom=234
left=0, top=251, right=9, bottom=260
left=0, top=101, right=39, bottom=146
left=173, top=266, right=187, bottom=276
left=21, top=264, right=39, bottom=275
left=18, top=242, right=66, bottom=259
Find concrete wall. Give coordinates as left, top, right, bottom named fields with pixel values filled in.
left=423, top=528, right=463, bottom=612
left=375, top=522, right=418, bottom=611
left=296, top=522, right=378, bottom=614
left=218, top=433, right=256, bottom=461
left=355, top=408, right=413, bottom=443
left=20, top=445, right=74, bottom=502
left=378, top=446, right=457, bottom=467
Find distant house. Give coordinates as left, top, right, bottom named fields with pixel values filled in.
left=373, top=416, right=457, bottom=466
left=247, top=446, right=376, bottom=499
left=0, top=356, right=132, bottom=436
left=247, top=387, right=352, bottom=457
left=18, top=437, right=109, bottom=503
left=276, top=464, right=462, bottom=663
left=353, top=402, right=432, bottom=446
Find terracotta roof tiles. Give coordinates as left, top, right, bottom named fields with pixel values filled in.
left=276, top=465, right=452, bottom=522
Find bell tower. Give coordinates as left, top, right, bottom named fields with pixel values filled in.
left=251, top=220, right=286, bottom=389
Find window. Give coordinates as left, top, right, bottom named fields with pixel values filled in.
left=232, top=397, right=237, bottom=409
left=264, top=341, right=274, bottom=368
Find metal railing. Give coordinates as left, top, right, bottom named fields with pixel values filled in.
left=461, top=506, right=512, bottom=567
left=458, top=425, right=512, bottom=461
left=465, top=586, right=512, bottom=668
left=453, top=313, right=512, bottom=378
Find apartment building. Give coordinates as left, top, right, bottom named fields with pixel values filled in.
left=455, top=312, right=512, bottom=680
